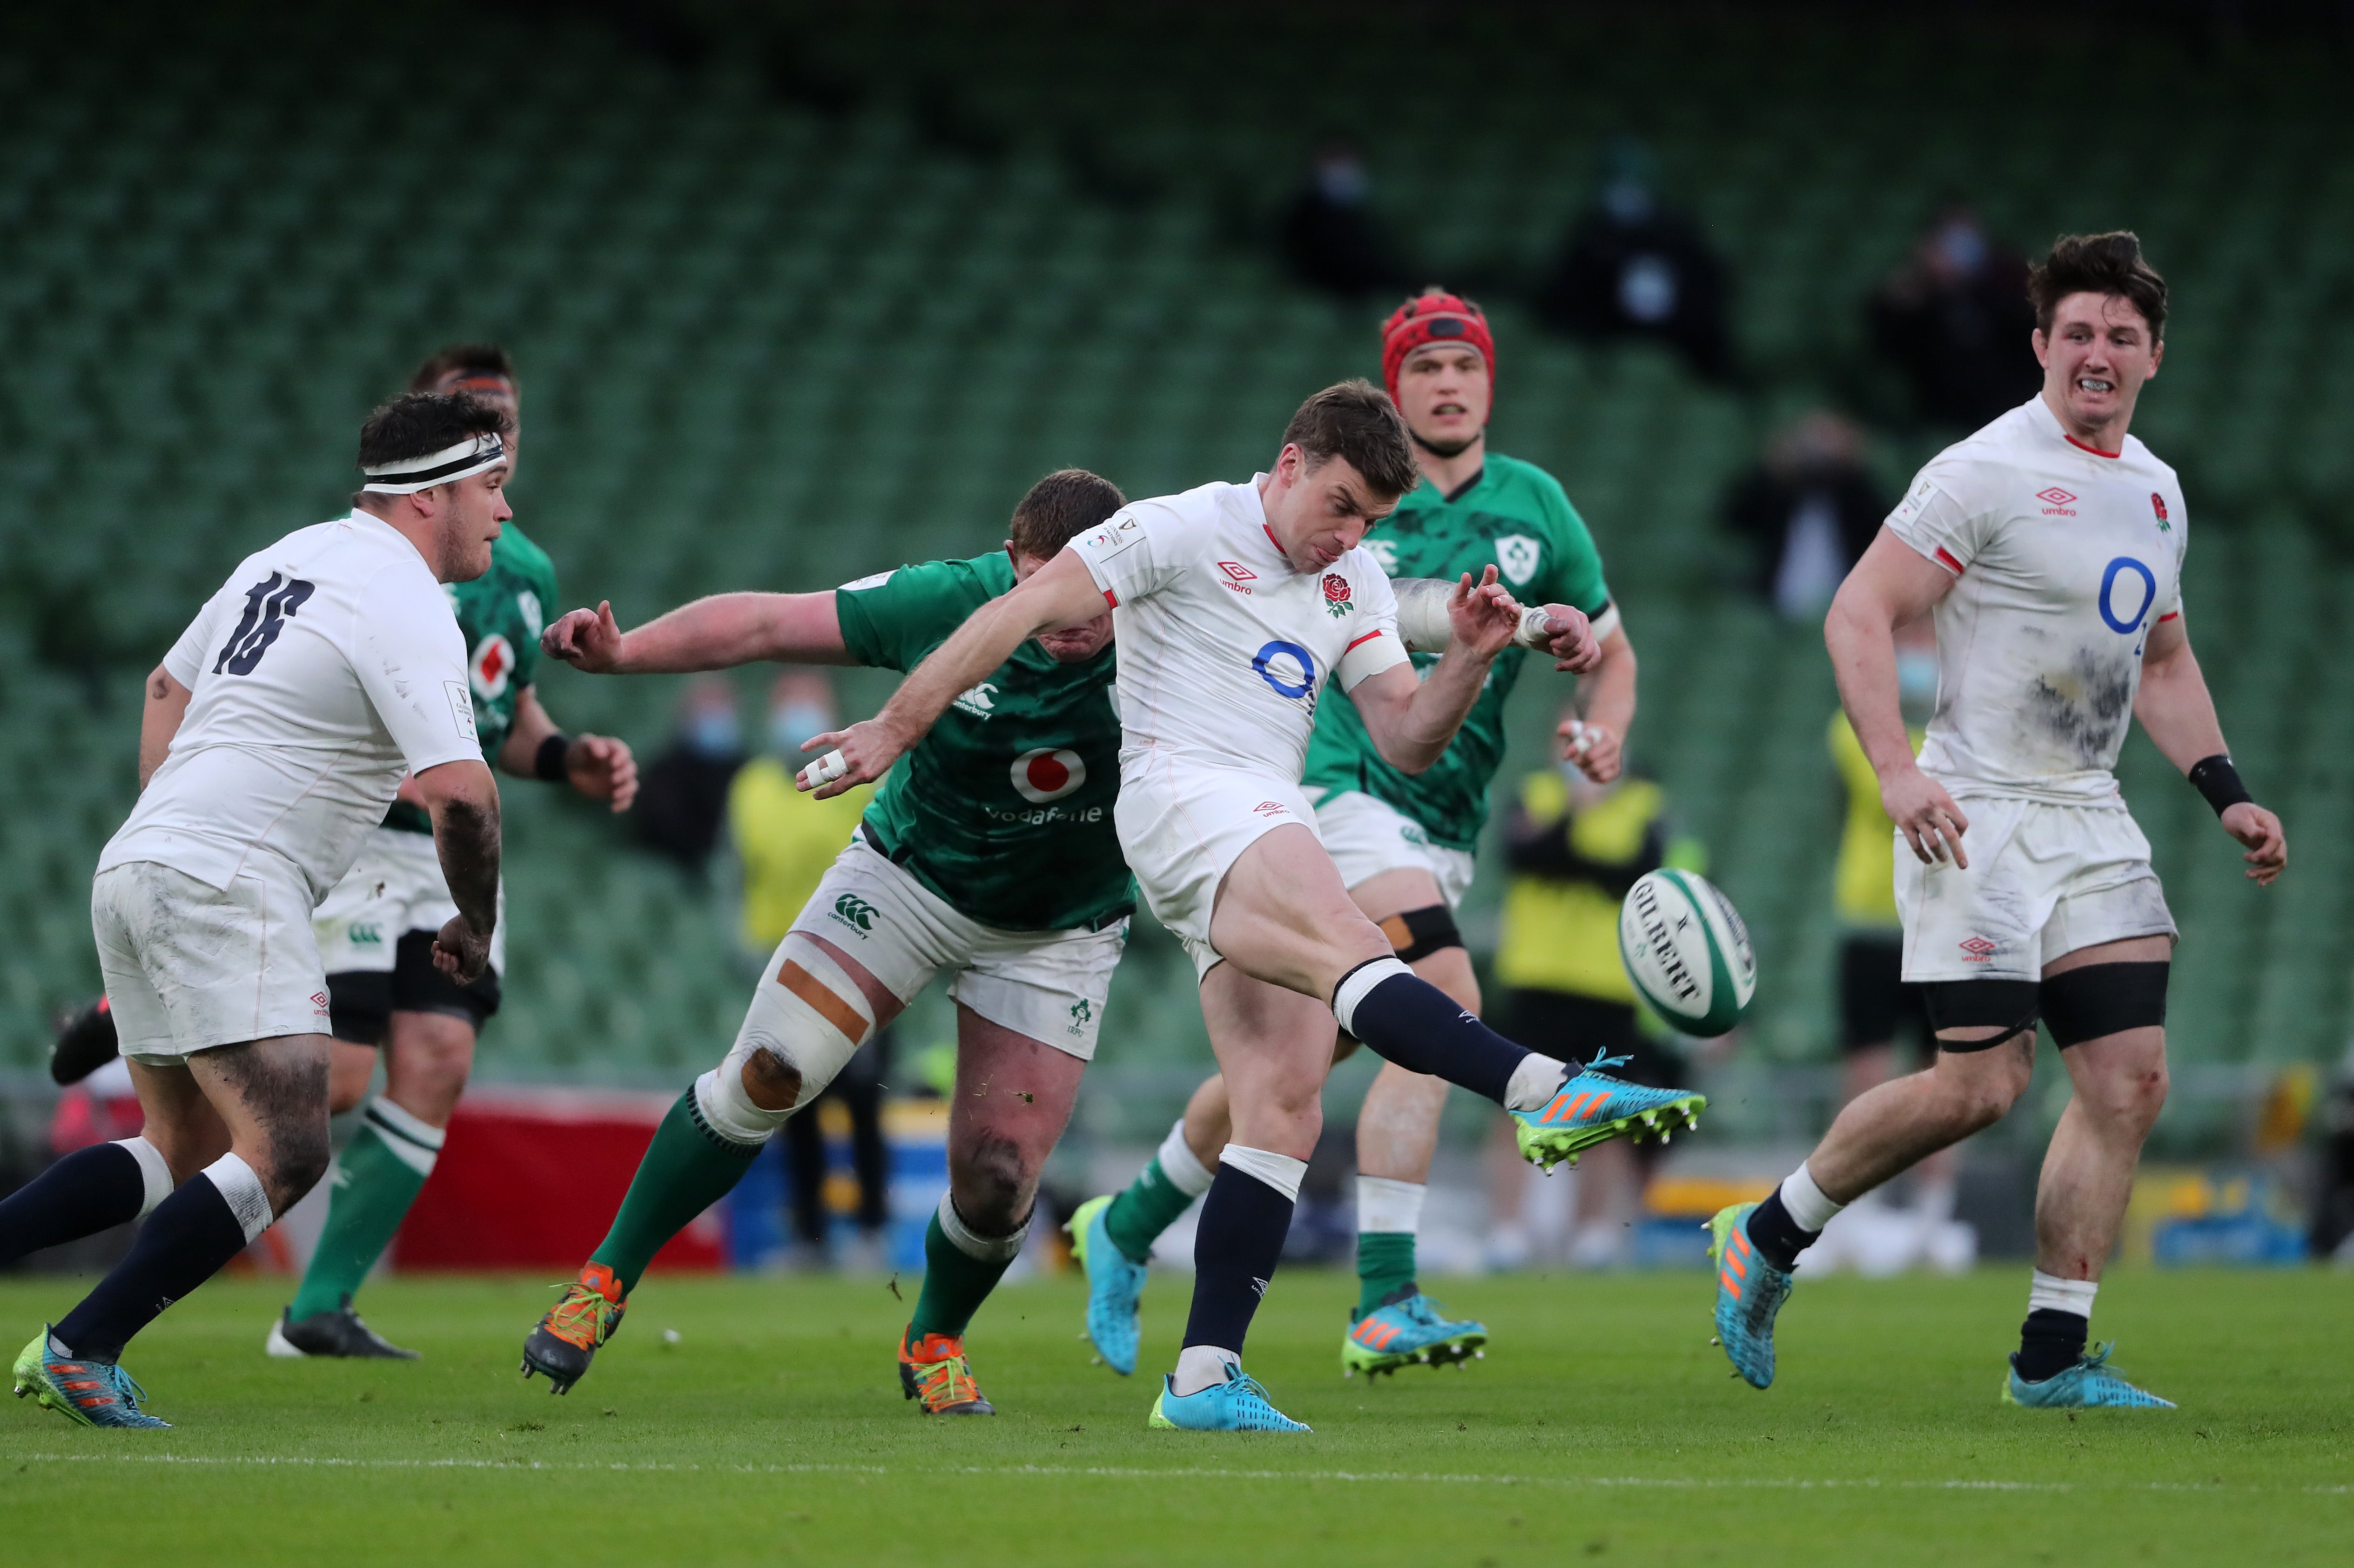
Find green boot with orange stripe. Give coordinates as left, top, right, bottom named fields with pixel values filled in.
left=899, top=1326, right=996, bottom=1415
left=1709, top=1202, right=1792, bottom=1390
left=13, top=1326, right=168, bottom=1428
left=1341, top=1289, right=1488, bottom=1378
left=1511, top=1051, right=1707, bottom=1171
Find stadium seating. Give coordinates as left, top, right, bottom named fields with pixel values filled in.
left=1, top=2, right=2347, bottom=1137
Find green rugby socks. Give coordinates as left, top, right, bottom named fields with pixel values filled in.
left=289, top=1098, right=442, bottom=1321
left=1355, top=1176, right=1424, bottom=1314
left=590, top=1086, right=763, bottom=1295
left=908, top=1195, right=1028, bottom=1345
left=1104, top=1117, right=1215, bottom=1264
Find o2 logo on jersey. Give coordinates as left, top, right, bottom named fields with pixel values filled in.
left=1011, top=747, right=1086, bottom=804
left=471, top=633, right=515, bottom=700
left=1252, top=639, right=1316, bottom=699
left=2098, top=557, right=2158, bottom=634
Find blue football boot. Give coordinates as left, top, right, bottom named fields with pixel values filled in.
left=1342, top=1289, right=1488, bottom=1378
left=13, top=1328, right=170, bottom=1428
left=1709, top=1203, right=1792, bottom=1390
left=2003, top=1344, right=2175, bottom=1409
left=1066, top=1194, right=1146, bottom=1376
left=1149, top=1362, right=1312, bottom=1433
left=1512, top=1052, right=1706, bottom=1171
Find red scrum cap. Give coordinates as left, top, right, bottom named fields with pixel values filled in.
left=1381, top=288, right=1494, bottom=403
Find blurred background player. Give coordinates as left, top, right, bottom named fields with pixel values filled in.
left=1486, top=739, right=1705, bottom=1269
left=727, top=670, right=889, bottom=1266
left=1713, top=233, right=2289, bottom=1409
left=1071, top=295, right=1649, bottom=1382
left=523, top=471, right=1136, bottom=1415
left=7, top=392, right=508, bottom=1427
left=271, top=348, right=637, bottom=1360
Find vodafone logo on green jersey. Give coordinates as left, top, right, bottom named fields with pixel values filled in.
left=470, top=632, right=514, bottom=700
left=1012, top=747, right=1086, bottom=803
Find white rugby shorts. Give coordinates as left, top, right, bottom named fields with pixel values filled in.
left=92, top=858, right=333, bottom=1063
left=1115, top=754, right=1321, bottom=977
left=1309, top=788, right=1477, bottom=910
left=1896, top=794, right=2176, bottom=983
left=781, top=835, right=1127, bottom=1060
left=313, top=826, right=507, bottom=978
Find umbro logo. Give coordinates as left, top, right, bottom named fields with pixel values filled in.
left=1959, top=936, right=1998, bottom=962
left=1217, top=561, right=1255, bottom=595
left=2037, top=487, right=2077, bottom=516
left=1252, top=801, right=1289, bottom=817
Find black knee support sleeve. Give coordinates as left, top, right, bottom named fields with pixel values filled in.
left=2039, top=962, right=2169, bottom=1047
left=1923, top=979, right=2040, bottom=1052
left=1378, top=904, right=1463, bottom=964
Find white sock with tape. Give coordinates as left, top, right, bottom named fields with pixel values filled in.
left=1356, top=1176, right=1425, bottom=1236
left=202, top=1151, right=274, bottom=1243
left=1779, top=1162, right=1845, bottom=1233
left=2028, top=1270, right=2098, bottom=1319
left=1157, top=1117, right=1216, bottom=1198
left=937, top=1191, right=1030, bottom=1264
left=113, top=1136, right=172, bottom=1218
left=1504, top=1051, right=1572, bottom=1113
left=1172, top=1344, right=1241, bottom=1398
left=1218, top=1145, right=1307, bottom=1203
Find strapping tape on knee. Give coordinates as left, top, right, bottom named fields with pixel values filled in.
left=1923, top=979, right=2040, bottom=1050
left=697, top=935, right=876, bottom=1144
left=1376, top=903, right=1463, bottom=964
left=2040, top=962, right=2169, bottom=1047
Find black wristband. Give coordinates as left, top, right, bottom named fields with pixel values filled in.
left=2186, top=753, right=2252, bottom=817
left=535, top=733, right=573, bottom=783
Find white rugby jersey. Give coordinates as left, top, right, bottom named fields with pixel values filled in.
left=1886, top=396, right=2188, bottom=804
left=1069, top=476, right=1408, bottom=780
left=99, top=511, right=482, bottom=902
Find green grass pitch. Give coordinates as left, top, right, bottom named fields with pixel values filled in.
left=2, top=1267, right=2347, bottom=1565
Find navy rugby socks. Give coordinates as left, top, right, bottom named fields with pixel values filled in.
left=0, top=1140, right=162, bottom=1265
left=1177, top=1150, right=1304, bottom=1394
left=1330, top=959, right=1540, bottom=1106
left=55, top=1154, right=269, bottom=1363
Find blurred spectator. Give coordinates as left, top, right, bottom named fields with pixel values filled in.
left=1487, top=747, right=1706, bottom=1270
left=1279, top=138, right=1412, bottom=298
left=2313, top=1041, right=2354, bottom=1263
left=726, top=670, right=890, bottom=1266
left=1868, top=205, right=2039, bottom=428
left=633, top=676, right=747, bottom=875
left=1535, top=137, right=1734, bottom=382
left=1723, top=410, right=1888, bottom=621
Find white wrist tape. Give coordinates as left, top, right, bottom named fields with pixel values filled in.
left=797, top=749, right=850, bottom=790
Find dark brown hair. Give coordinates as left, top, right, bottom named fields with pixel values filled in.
left=2028, top=232, right=2167, bottom=340
left=408, top=343, right=518, bottom=394
left=356, top=392, right=513, bottom=472
left=1010, top=468, right=1128, bottom=561
left=1281, top=379, right=1419, bottom=499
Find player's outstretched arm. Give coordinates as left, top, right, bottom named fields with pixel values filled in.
left=412, top=758, right=502, bottom=982
left=540, top=592, right=857, bottom=674
left=499, top=684, right=639, bottom=814
left=1392, top=577, right=1601, bottom=670
left=2135, top=612, right=2286, bottom=885
left=800, top=549, right=1107, bottom=799
left=1349, top=568, right=1522, bottom=774
left=136, top=665, right=193, bottom=790
left=1827, top=527, right=1968, bottom=867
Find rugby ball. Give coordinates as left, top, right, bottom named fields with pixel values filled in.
left=1617, top=868, right=1756, bottom=1037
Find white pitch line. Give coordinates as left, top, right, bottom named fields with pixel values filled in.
left=7, top=1452, right=2351, bottom=1496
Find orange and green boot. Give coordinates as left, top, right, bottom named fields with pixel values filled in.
left=898, top=1327, right=996, bottom=1415
left=520, top=1263, right=626, bottom=1395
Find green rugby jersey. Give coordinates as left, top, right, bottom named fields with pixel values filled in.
left=835, top=552, right=1132, bottom=933
left=384, top=522, right=560, bottom=834
left=1300, top=452, right=1611, bottom=852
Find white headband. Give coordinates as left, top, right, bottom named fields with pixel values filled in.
left=360, top=432, right=507, bottom=494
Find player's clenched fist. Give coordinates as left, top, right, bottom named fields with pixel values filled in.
left=2220, top=801, right=2287, bottom=886
left=1881, top=763, right=1971, bottom=868
left=1444, top=565, right=1522, bottom=659
left=542, top=601, right=625, bottom=672
left=796, top=716, right=909, bottom=799
left=1528, top=601, right=1601, bottom=673
left=431, top=913, right=493, bottom=984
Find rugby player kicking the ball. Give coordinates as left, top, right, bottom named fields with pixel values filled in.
left=807, top=382, right=1701, bottom=1433
left=1070, top=291, right=1667, bottom=1386
left=523, top=466, right=1605, bottom=1416
left=1710, top=233, right=2286, bottom=1409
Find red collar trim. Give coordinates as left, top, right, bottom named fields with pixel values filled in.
left=2064, top=432, right=2122, bottom=459
left=1263, top=524, right=1285, bottom=555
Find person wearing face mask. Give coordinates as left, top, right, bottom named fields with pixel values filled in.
left=1868, top=204, right=2040, bottom=430
left=1534, top=136, right=1735, bottom=384
left=633, top=678, right=749, bottom=876
left=727, top=671, right=890, bottom=1268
